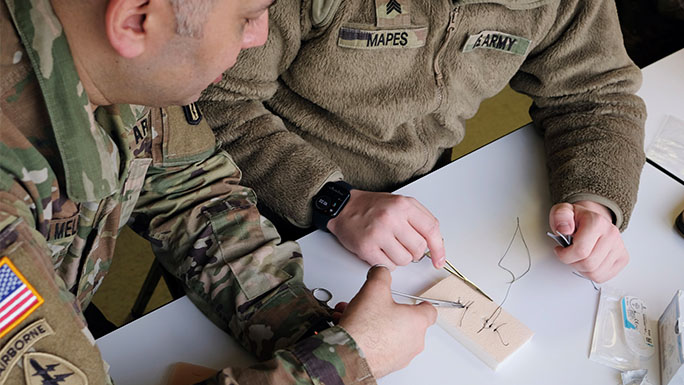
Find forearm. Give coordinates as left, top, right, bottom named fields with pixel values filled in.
left=199, top=327, right=375, bottom=385
left=132, top=151, right=332, bottom=359
left=201, top=99, right=343, bottom=227
left=511, top=0, right=646, bottom=230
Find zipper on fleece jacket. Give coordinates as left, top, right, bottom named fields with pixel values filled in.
left=433, top=7, right=460, bottom=88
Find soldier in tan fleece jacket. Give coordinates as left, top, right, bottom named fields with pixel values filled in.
left=200, top=0, right=647, bottom=283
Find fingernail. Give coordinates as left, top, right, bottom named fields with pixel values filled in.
left=556, top=222, right=571, bottom=234
left=368, top=264, right=389, bottom=278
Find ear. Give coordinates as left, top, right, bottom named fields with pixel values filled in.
left=105, top=0, right=150, bottom=58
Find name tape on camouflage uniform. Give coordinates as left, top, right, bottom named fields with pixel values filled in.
left=338, top=26, right=428, bottom=49
left=23, top=352, right=87, bottom=385
left=462, top=30, right=531, bottom=56
left=0, top=319, right=54, bottom=383
left=0, top=258, right=44, bottom=339
left=375, top=0, right=411, bottom=27
left=47, top=215, right=79, bottom=242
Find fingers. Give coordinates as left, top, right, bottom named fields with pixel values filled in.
left=334, top=302, right=348, bottom=313
left=549, top=202, right=576, bottom=235
left=555, top=220, right=603, bottom=265
left=380, top=238, right=415, bottom=266
left=405, top=199, right=445, bottom=268
left=362, top=249, right=397, bottom=270
left=331, top=190, right=444, bottom=270
left=396, top=231, right=428, bottom=263
left=332, top=302, right=348, bottom=324
left=552, top=202, right=629, bottom=282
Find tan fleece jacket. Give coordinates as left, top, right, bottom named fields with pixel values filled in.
left=200, top=0, right=646, bottom=230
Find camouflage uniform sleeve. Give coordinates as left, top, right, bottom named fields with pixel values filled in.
left=130, top=109, right=374, bottom=384
left=0, top=170, right=111, bottom=383
left=509, top=0, right=646, bottom=230
left=199, top=0, right=343, bottom=228
left=198, top=327, right=375, bottom=385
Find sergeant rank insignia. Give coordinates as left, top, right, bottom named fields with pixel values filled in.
left=386, top=0, right=402, bottom=14
left=0, top=258, right=44, bottom=339
left=375, top=0, right=411, bottom=27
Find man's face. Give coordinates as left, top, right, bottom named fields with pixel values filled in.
left=149, top=0, right=271, bottom=105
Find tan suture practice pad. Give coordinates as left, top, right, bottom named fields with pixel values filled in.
left=420, top=275, right=533, bottom=369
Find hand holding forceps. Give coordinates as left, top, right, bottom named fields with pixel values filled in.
left=311, top=287, right=463, bottom=309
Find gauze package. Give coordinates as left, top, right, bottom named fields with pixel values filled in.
left=659, top=290, right=684, bottom=385
left=590, top=287, right=656, bottom=371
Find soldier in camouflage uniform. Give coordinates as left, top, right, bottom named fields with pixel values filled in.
left=0, top=0, right=436, bottom=384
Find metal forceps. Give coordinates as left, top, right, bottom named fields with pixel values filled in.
left=313, top=286, right=463, bottom=308
left=420, top=250, right=493, bottom=302
left=390, top=290, right=464, bottom=308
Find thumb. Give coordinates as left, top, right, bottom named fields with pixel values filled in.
left=366, top=264, right=392, bottom=286
left=415, top=301, right=438, bottom=326
left=549, top=203, right=576, bottom=235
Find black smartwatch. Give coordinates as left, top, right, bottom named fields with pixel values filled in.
left=311, top=181, right=353, bottom=232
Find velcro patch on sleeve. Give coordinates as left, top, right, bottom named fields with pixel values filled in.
left=23, top=352, right=88, bottom=385
left=462, top=30, right=531, bottom=56
left=338, top=26, right=428, bottom=49
left=0, top=257, right=43, bottom=339
left=0, top=319, right=54, bottom=383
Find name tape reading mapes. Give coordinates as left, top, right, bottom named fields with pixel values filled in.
left=462, top=31, right=532, bottom=56
left=338, top=26, right=428, bottom=50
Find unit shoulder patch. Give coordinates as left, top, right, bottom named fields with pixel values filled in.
left=462, top=30, right=532, bottom=56
left=23, top=352, right=87, bottom=385
left=0, top=319, right=54, bottom=384
left=0, top=257, right=44, bottom=339
left=338, top=26, right=428, bottom=50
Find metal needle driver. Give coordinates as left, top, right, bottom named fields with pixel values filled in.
left=390, top=290, right=464, bottom=308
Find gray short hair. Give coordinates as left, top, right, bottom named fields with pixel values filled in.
left=169, top=0, right=217, bottom=38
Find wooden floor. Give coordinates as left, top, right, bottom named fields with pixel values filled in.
left=92, top=86, right=532, bottom=327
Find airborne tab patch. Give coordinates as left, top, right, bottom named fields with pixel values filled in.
left=462, top=30, right=531, bottom=56
left=0, top=319, right=54, bottom=383
left=0, top=258, right=44, bottom=339
left=338, top=26, right=428, bottom=50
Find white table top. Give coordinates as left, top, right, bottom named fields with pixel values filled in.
left=97, top=123, right=684, bottom=385
left=639, top=48, right=684, bottom=176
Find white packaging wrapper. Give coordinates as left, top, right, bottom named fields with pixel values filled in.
left=646, top=115, right=684, bottom=182
left=621, top=369, right=653, bottom=385
left=590, top=287, right=656, bottom=371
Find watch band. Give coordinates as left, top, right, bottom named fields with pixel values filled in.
left=311, top=181, right=353, bottom=232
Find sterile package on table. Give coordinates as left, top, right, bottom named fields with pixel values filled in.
left=659, top=290, right=684, bottom=385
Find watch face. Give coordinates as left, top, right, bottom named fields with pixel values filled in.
left=315, top=196, right=333, bottom=213
left=314, top=183, right=351, bottom=218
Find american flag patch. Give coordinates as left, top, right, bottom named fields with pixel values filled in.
left=0, top=257, right=43, bottom=338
